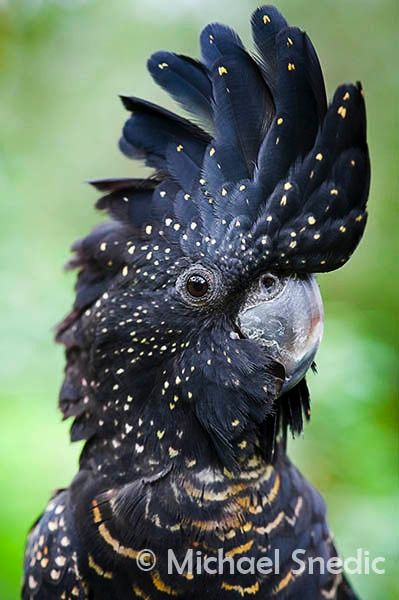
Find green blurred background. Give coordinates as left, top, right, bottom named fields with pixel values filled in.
left=0, top=0, right=397, bottom=597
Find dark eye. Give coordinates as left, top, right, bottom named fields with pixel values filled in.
left=177, top=265, right=219, bottom=306
left=186, top=274, right=209, bottom=298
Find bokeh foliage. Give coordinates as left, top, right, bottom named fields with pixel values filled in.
left=0, top=1, right=397, bottom=598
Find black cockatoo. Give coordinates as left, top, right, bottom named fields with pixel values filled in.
left=23, top=6, right=369, bottom=599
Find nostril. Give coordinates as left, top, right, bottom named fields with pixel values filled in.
left=261, top=274, right=278, bottom=291
left=259, top=273, right=281, bottom=297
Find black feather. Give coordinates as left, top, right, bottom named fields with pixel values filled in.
left=255, top=27, right=327, bottom=195
left=207, top=49, right=274, bottom=182
left=148, top=52, right=213, bottom=130
left=251, top=5, right=288, bottom=92
left=200, top=22, right=244, bottom=68
left=119, top=96, right=210, bottom=170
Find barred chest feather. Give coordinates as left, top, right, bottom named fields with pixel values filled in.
left=65, top=452, right=342, bottom=599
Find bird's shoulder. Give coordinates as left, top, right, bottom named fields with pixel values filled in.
left=23, top=489, right=88, bottom=600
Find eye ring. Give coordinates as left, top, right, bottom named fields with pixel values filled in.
left=176, top=265, right=219, bottom=306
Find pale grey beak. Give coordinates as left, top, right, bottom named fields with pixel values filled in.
left=237, top=274, right=324, bottom=393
